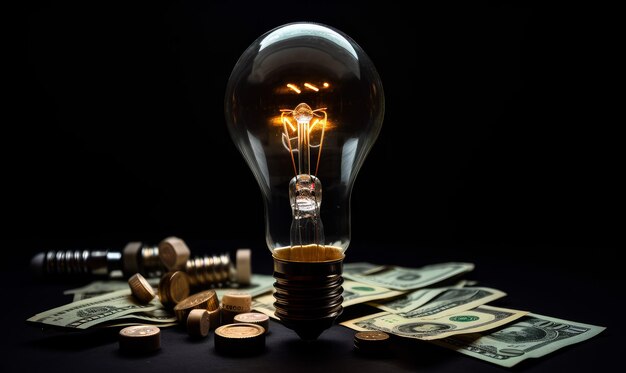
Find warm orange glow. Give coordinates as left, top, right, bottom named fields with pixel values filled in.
left=304, top=83, right=319, bottom=92
left=270, top=115, right=334, bottom=130
left=278, top=104, right=329, bottom=176
left=283, top=116, right=296, bottom=132
left=323, top=82, right=329, bottom=88
left=309, top=118, right=320, bottom=131
left=286, top=84, right=301, bottom=94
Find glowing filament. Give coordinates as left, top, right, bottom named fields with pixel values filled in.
left=280, top=103, right=328, bottom=176
left=304, top=83, right=319, bottom=92
left=287, top=84, right=301, bottom=94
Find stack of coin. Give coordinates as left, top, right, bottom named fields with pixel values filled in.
left=119, top=325, right=161, bottom=354
left=173, top=289, right=219, bottom=322
left=234, top=312, right=270, bottom=334
left=354, top=331, right=391, bottom=356
left=128, top=273, right=156, bottom=304
left=158, top=271, right=190, bottom=305
left=158, top=236, right=191, bottom=270
left=187, top=309, right=210, bottom=338
left=214, top=323, right=265, bottom=356
left=221, top=292, right=252, bottom=325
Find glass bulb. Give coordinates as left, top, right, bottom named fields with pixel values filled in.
left=225, top=22, right=384, bottom=339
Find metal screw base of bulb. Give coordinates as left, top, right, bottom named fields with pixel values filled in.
left=272, top=255, right=344, bottom=341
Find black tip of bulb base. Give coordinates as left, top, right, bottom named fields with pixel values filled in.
left=272, top=256, right=344, bottom=341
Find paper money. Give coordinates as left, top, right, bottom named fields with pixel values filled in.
left=432, top=313, right=606, bottom=367
left=214, top=274, right=274, bottom=300
left=65, top=279, right=160, bottom=301
left=103, top=322, right=178, bottom=328
left=251, top=293, right=278, bottom=320
left=341, top=305, right=528, bottom=340
left=371, top=281, right=466, bottom=314
left=374, top=287, right=506, bottom=319
left=37, top=275, right=274, bottom=329
left=343, top=262, right=474, bottom=291
left=66, top=274, right=274, bottom=302
left=123, top=308, right=178, bottom=323
left=342, top=280, right=406, bottom=307
left=27, top=289, right=162, bottom=329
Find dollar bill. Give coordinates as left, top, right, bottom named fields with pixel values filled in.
left=252, top=293, right=278, bottom=320
left=30, top=274, right=275, bottom=330
left=27, top=289, right=162, bottom=329
left=103, top=322, right=178, bottom=328
left=432, top=313, right=606, bottom=367
left=373, top=287, right=506, bottom=319
left=343, top=262, right=474, bottom=291
left=66, top=274, right=274, bottom=302
left=370, top=281, right=467, bottom=314
left=342, top=280, right=406, bottom=307
left=65, top=279, right=160, bottom=301
left=97, top=308, right=180, bottom=327
left=341, top=305, right=528, bottom=340
left=214, top=274, right=274, bottom=299
left=124, top=308, right=178, bottom=323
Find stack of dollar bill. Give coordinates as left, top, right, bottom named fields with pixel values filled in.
left=340, top=262, right=606, bottom=367
left=27, top=261, right=605, bottom=367
left=254, top=261, right=605, bottom=367
left=27, top=274, right=275, bottom=330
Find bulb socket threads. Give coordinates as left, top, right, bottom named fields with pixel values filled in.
left=272, top=250, right=344, bottom=340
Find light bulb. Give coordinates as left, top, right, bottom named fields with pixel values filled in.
left=225, top=22, right=384, bottom=340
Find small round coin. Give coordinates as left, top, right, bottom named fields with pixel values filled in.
left=234, top=312, right=270, bottom=333
left=128, top=273, right=156, bottom=304
left=221, top=292, right=251, bottom=311
left=214, top=323, right=265, bottom=355
left=119, top=325, right=161, bottom=354
left=173, top=289, right=219, bottom=321
left=158, top=236, right=191, bottom=270
left=158, top=271, right=190, bottom=305
left=354, top=331, right=391, bottom=355
left=221, top=292, right=252, bottom=324
left=187, top=309, right=210, bottom=338
left=355, top=331, right=390, bottom=343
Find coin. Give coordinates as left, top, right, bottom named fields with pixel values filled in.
left=221, top=292, right=252, bottom=324
left=158, top=271, right=190, bottom=305
left=234, top=312, right=270, bottom=333
left=173, top=289, right=219, bottom=321
left=214, top=323, right=265, bottom=355
left=118, top=325, right=161, bottom=354
left=354, top=331, right=391, bottom=356
left=128, top=273, right=156, bottom=304
left=158, top=236, right=191, bottom=270
left=187, top=309, right=210, bottom=338
left=355, top=331, right=390, bottom=343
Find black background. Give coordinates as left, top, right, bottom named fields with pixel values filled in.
left=14, top=2, right=620, bottom=269
left=6, top=2, right=623, bottom=372
left=14, top=2, right=623, bottom=265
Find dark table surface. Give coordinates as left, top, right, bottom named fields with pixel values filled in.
left=2, top=243, right=621, bottom=372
